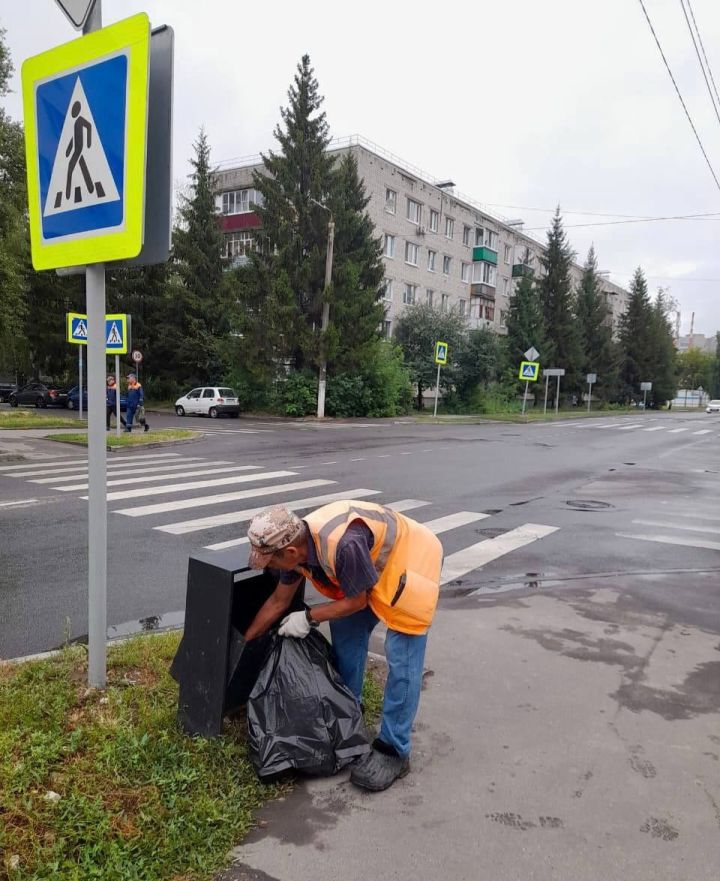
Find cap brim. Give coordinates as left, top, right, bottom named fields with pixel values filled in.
left=248, top=545, right=275, bottom=569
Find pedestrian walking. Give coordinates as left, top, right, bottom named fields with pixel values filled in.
left=105, top=375, right=124, bottom=430
left=244, top=500, right=443, bottom=791
left=125, top=373, right=149, bottom=433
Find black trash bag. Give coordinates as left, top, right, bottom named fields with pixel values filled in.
left=247, top=629, right=370, bottom=779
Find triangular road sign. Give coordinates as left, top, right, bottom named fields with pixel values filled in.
left=44, top=77, right=120, bottom=218
left=106, top=322, right=123, bottom=346
left=522, top=364, right=535, bottom=377
left=54, top=0, right=97, bottom=29
left=74, top=319, right=88, bottom=339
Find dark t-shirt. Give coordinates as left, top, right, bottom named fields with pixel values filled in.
left=278, top=521, right=379, bottom=598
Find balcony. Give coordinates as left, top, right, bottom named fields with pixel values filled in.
left=512, top=263, right=533, bottom=278
left=471, top=284, right=496, bottom=300
left=472, top=246, right=498, bottom=265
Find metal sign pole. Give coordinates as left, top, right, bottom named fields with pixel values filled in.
left=643, top=388, right=648, bottom=411
left=84, top=2, right=107, bottom=690
left=521, top=380, right=529, bottom=416
left=115, top=355, right=121, bottom=437
left=555, top=376, right=561, bottom=415
left=78, top=345, right=83, bottom=420
left=543, top=375, right=549, bottom=415
left=433, top=362, right=442, bottom=418
left=587, top=381, right=592, bottom=413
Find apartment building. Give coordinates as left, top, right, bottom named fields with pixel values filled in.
left=213, top=136, right=629, bottom=339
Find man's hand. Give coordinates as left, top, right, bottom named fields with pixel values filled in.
left=278, top=610, right=311, bottom=639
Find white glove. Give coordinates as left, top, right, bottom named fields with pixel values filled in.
left=278, top=610, right=311, bottom=639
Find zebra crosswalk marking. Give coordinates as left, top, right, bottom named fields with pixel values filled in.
left=83, top=469, right=298, bottom=501
left=29, top=458, right=215, bottom=483
left=0, top=458, right=89, bottom=472
left=693, top=429, right=713, bottom=435
left=113, top=479, right=336, bottom=517
left=643, top=426, right=665, bottom=432
left=7, top=452, right=184, bottom=477
left=442, top=524, right=559, bottom=587
left=157, top=488, right=381, bottom=536
left=384, top=500, right=430, bottom=513
left=616, top=424, right=643, bottom=431
left=668, top=428, right=688, bottom=434
left=80, top=464, right=259, bottom=491
left=422, top=511, right=490, bottom=533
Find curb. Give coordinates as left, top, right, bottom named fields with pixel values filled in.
left=45, top=434, right=203, bottom=452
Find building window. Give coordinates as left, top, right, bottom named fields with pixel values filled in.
left=385, top=188, right=397, bottom=214
left=461, top=262, right=470, bottom=283
left=383, top=319, right=393, bottom=339
left=504, top=243, right=512, bottom=264
left=445, top=217, right=454, bottom=239
left=403, top=283, right=417, bottom=305
left=443, top=255, right=451, bottom=275
left=221, top=188, right=263, bottom=215
left=384, top=234, right=395, bottom=258
left=475, top=227, right=498, bottom=250
left=485, top=304, right=495, bottom=321
left=427, top=249, right=436, bottom=272
left=429, top=209, right=439, bottom=232
left=383, top=278, right=393, bottom=303
left=406, top=198, right=422, bottom=225
left=459, top=298, right=467, bottom=316
left=500, top=309, right=507, bottom=327
left=426, top=289, right=434, bottom=307
left=441, top=293, right=449, bottom=313
left=472, top=262, right=497, bottom=286
left=405, top=241, right=419, bottom=266
left=224, top=231, right=254, bottom=258
left=463, top=225, right=471, bottom=246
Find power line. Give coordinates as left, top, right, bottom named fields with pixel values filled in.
left=523, top=210, right=720, bottom=231
left=685, top=0, right=720, bottom=112
left=636, top=0, right=720, bottom=192
left=679, top=0, right=720, bottom=127
left=483, top=202, right=652, bottom=219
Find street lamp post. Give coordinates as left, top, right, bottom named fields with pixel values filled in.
left=311, top=198, right=334, bottom=418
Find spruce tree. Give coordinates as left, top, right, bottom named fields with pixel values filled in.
left=504, top=274, right=545, bottom=369
left=538, top=208, right=582, bottom=391
left=169, top=129, right=229, bottom=385
left=647, top=291, right=677, bottom=406
left=575, top=245, right=616, bottom=400
left=618, top=268, right=653, bottom=401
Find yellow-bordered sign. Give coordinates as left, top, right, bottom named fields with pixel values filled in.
left=22, top=14, right=150, bottom=270
left=435, top=341, right=448, bottom=365
left=66, top=312, right=129, bottom=355
left=519, top=361, right=540, bottom=381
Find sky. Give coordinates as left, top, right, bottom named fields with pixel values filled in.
left=3, top=0, right=720, bottom=337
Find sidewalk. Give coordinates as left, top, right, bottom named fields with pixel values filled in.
left=221, top=582, right=720, bottom=881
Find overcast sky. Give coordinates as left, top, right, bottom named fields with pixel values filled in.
left=4, top=0, right=720, bottom=337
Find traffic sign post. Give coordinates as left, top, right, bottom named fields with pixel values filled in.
left=518, top=360, right=540, bottom=415
left=640, top=381, right=652, bottom=411
left=586, top=373, right=597, bottom=413
left=25, top=7, right=151, bottom=689
left=543, top=368, right=566, bottom=416
left=433, top=341, right=448, bottom=418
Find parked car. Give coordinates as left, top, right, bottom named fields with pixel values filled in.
left=706, top=399, right=720, bottom=414
left=0, top=383, right=16, bottom=403
left=174, top=387, right=240, bottom=418
left=9, top=382, right=69, bottom=408
left=66, top=386, right=128, bottom=411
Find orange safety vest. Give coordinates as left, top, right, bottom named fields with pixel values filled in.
left=297, top=500, right=443, bottom=635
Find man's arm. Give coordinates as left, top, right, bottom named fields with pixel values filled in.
left=306, top=591, right=368, bottom=624
left=244, top=577, right=302, bottom=641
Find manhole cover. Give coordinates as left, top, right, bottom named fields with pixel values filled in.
left=566, top=499, right=613, bottom=511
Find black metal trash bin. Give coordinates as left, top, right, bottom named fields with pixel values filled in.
left=170, top=547, right=305, bottom=737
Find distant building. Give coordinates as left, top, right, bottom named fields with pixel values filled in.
left=676, top=332, right=717, bottom=354
left=213, top=135, right=629, bottom=339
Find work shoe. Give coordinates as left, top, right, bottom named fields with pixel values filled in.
left=144, top=423, right=149, bottom=432
left=350, top=747, right=410, bottom=791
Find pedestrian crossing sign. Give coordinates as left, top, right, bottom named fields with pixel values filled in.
left=66, top=311, right=128, bottom=354
left=435, top=341, right=448, bottom=365
left=519, top=361, right=540, bottom=381
left=22, top=13, right=150, bottom=270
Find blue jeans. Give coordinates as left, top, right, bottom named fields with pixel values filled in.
left=125, top=405, right=136, bottom=429
left=329, top=606, right=428, bottom=758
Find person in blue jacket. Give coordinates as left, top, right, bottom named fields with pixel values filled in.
left=125, top=373, right=149, bottom=433
left=105, top=375, right=125, bottom=430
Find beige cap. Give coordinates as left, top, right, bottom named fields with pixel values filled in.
left=247, top=506, right=304, bottom=569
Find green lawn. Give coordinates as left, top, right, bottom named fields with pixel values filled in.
left=0, top=412, right=81, bottom=430
left=0, top=633, right=384, bottom=880
left=415, top=407, right=643, bottom=424
left=45, top=429, right=199, bottom=447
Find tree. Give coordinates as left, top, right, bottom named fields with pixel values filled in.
left=676, top=348, right=712, bottom=403
left=711, top=333, right=720, bottom=399
left=575, top=245, right=616, bottom=400
left=648, top=291, right=677, bottom=406
left=618, top=268, right=653, bottom=400
left=504, top=273, right=545, bottom=370
left=537, top=208, right=582, bottom=391
left=455, top=327, right=500, bottom=404
left=394, top=304, right=466, bottom=410
left=168, top=129, right=230, bottom=386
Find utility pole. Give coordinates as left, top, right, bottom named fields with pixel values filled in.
left=312, top=198, right=334, bottom=419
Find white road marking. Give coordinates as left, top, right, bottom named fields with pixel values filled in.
left=442, top=524, right=559, bottom=587
left=377, top=455, right=390, bottom=458
left=29, top=458, right=214, bottom=483
left=632, top=519, right=720, bottom=535
left=0, top=498, right=38, bottom=508
left=7, top=452, right=183, bottom=476
left=321, top=461, right=337, bottom=465
left=616, top=532, right=720, bottom=552
left=668, top=428, right=689, bottom=434
left=422, top=511, right=490, bottom=534
left=642, top=426, right=665, bottom=432
left=676, top=511, right=720, bottom=523
left=692, top=429, right=713, bottom=435
left=616, top=424, right=643, bottom=431
left=159, top=488, right=380, bottom=535
left=113, top=479, right=335, bottom=517
left=0, top=458, right=88, bottom=472
left=350, top=458, right=366, bottom=461
left=77, top=470, right=296, bottom=500
left=385, top=499, right=430, bottom=513
left=58, top=465, right=263, bottom=492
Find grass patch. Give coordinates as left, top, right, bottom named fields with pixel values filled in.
left=0, top=412, right=81, bottom=430
left=414, top=407, right=642, bottom=424
left=45, top=429, right=199, bottom=447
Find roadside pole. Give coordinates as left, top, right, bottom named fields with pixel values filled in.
left=641, top=381, right=652, bottom=413
left=316, top=210, right=334, bottom=419
left=543, top=374, right=549, bottom=415
left=586, top=373, right=596, bottom=414
left=433, top=361, right=442, bottom=418
left=521, top=380, right=530, bottom=416
left=433, top=341, right=448, bottom=418
left=78, top=345, right=83, bottom=420
left=115, top=355, right=121, bottom=437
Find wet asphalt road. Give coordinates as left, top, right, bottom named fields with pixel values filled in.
left=1, top=407, right=718, bottom=658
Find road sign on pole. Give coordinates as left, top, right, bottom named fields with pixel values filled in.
left=131, top=349, right=143, bottom=363
left=543, top=368, right=565, bottom=415
left=586, top=373, right=597, bottom=413
left=22, top=13, right=151, bottom=270
left=54, top=0, right=97, bottom=29
left=518, top=361, right=540, bottom=381
left=67, top=312, right=129, bottom=354
left=435, top=341, right=448, bottom=365
left=524, top=346, right=540, bottom=362
left=641, top=381, right=652, bottom=411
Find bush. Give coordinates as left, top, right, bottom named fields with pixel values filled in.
left=273, top=371, right=317, bottom=417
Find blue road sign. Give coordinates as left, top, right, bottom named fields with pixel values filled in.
left=66, top=311, right=128, bottom=354
left=69, top=314, right=88, bottom=342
